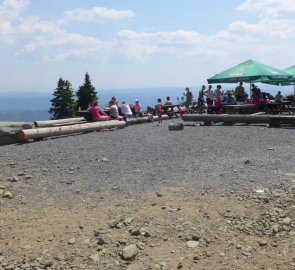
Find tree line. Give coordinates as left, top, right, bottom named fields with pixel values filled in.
left=49, top=72, right=97, bottom=119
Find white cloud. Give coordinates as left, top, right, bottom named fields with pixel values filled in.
left=237, top=0, right=295, bottom=16
left=229, top=17, right=295, bottom=38
left=117, top=29, right=204, bottom=45
left=0, top=21, right=14, bottom=34
left=0, top=0, right=29, bottom=21
left=63, top=7, right=135, bottom=22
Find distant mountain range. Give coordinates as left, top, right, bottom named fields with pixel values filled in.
left=0, top=85, right=293, bottom=122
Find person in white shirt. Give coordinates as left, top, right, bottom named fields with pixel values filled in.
left=205, top=85, right=214, bottom=106
left=109, top=100, right=123, bottom=120
left=214, top=85, right=222, bottom=100
left=120, top=100, right=133, bottom=122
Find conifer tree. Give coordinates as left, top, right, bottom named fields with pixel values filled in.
left=76, top=72, right=97, bottom=110
left=49, top=78, right=76, bottom=119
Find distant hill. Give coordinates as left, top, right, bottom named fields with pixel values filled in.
left=0, top=85, right=293, bottom=122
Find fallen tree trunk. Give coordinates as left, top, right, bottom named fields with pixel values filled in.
left=34, top=117, right=85, bottom=128
left=182, top=114, right=295, bottom=126
left=0, top=122, right=34, bottom=146
left=19, top=120, right=126, bottom=141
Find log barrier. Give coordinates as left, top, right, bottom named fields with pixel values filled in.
left=34, top=117, right=85, bottom=128
left=19, top=120, right=126, bottom=141
left=182, top=114, right=295, bottom=127
left=19, top=115, right=171, bottom=142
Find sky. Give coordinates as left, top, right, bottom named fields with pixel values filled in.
left=0, top=0, right=294, bottom=93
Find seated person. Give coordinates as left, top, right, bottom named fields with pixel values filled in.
left=226, top=92, right=236, bottom=104
left=274, top=91, right=283, bottom=103
left=146, top=105, right=156, bottom=115
left=133, top=99, right=143, bottom=117
left=108, top=96, right=118, bottom=107
left=88, top=101, right=109, bottom=122
left=119, top=100, right=133, bottom=121
left=213, top=97, right=222, bottom=114
left=251, top=94, right=260, bottom=105
left=109, top=100, right=123, bottom=120
left=164, top=96, right=172, bottom=106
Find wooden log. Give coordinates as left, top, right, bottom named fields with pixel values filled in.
left=34, top=118, right=85, bottom=128
left=19, top=120, right=126, bottom=141
left=182, top=114, right=295, bottom=124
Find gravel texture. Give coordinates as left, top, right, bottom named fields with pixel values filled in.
left=0, top=120, right=295, bottom=203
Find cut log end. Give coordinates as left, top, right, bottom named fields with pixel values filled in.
left=19, top=131, right=26, bottom=142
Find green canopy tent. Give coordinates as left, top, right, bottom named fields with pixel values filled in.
left=261, top=65, right=295, bottom=97
left=207, top=60, right=293, bottom=84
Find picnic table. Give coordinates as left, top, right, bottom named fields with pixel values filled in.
left=222, top=104, right=257, bottom=114
left=76, top=109, right=111, bottom=121
left=162, top=104, right=182, bottom=118
left=260, top=101, right=295, bottom=114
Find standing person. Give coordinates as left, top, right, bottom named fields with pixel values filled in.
left=120, top=100, right=133, bottom=122
left=214, top=85, right=222, bottom=100
left=198, top=85, right=206, bottom=114
left=155, top=98, right=164, bottom=125
left=205, top=85, right=214, bottom=112
left=235, top=82, right=245, bottom=101
left=183, top=87, right=193, bottom=109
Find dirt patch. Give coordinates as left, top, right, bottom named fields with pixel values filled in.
left=1, top=184, right=295, bottom=269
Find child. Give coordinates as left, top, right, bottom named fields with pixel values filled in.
left=155, top=98, right=164, bottom=125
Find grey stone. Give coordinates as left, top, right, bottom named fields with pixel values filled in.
left=89, top=254, right=100, bottom=263
left=186, top=241, right=199, bottom=248
left=2, top=191, right=13, bottom=199
left=68, top=238, right=76, bottom=245
left=121, top=244, right=138, bottom=260
left=282, top=217, right=291, bottom=226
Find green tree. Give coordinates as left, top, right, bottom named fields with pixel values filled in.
left=49, top=78, right=76, bottom=119
left=76, top=72, right=97, bottom=110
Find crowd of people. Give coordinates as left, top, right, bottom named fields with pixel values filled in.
left=87, top=96, right=144, bottom=123
left=182, top=82, right=283, bottom=114
left=87, top=83, right=285, bottom=123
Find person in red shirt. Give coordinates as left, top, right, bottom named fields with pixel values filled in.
left=88, top=101, right=109, bottom=122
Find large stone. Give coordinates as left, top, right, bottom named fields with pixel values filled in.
left=0, top=122, right=34, bottom=145
left=186, top=241, right=199, bottom=248
left=121, top=244, right=138, bottom=260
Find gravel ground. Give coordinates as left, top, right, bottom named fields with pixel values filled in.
left=0, top=120, right=294, bottom=203
left=1, top=119, right=295, bottom=269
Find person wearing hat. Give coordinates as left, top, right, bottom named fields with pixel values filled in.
left=133, top=99, right=143, bottom=117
